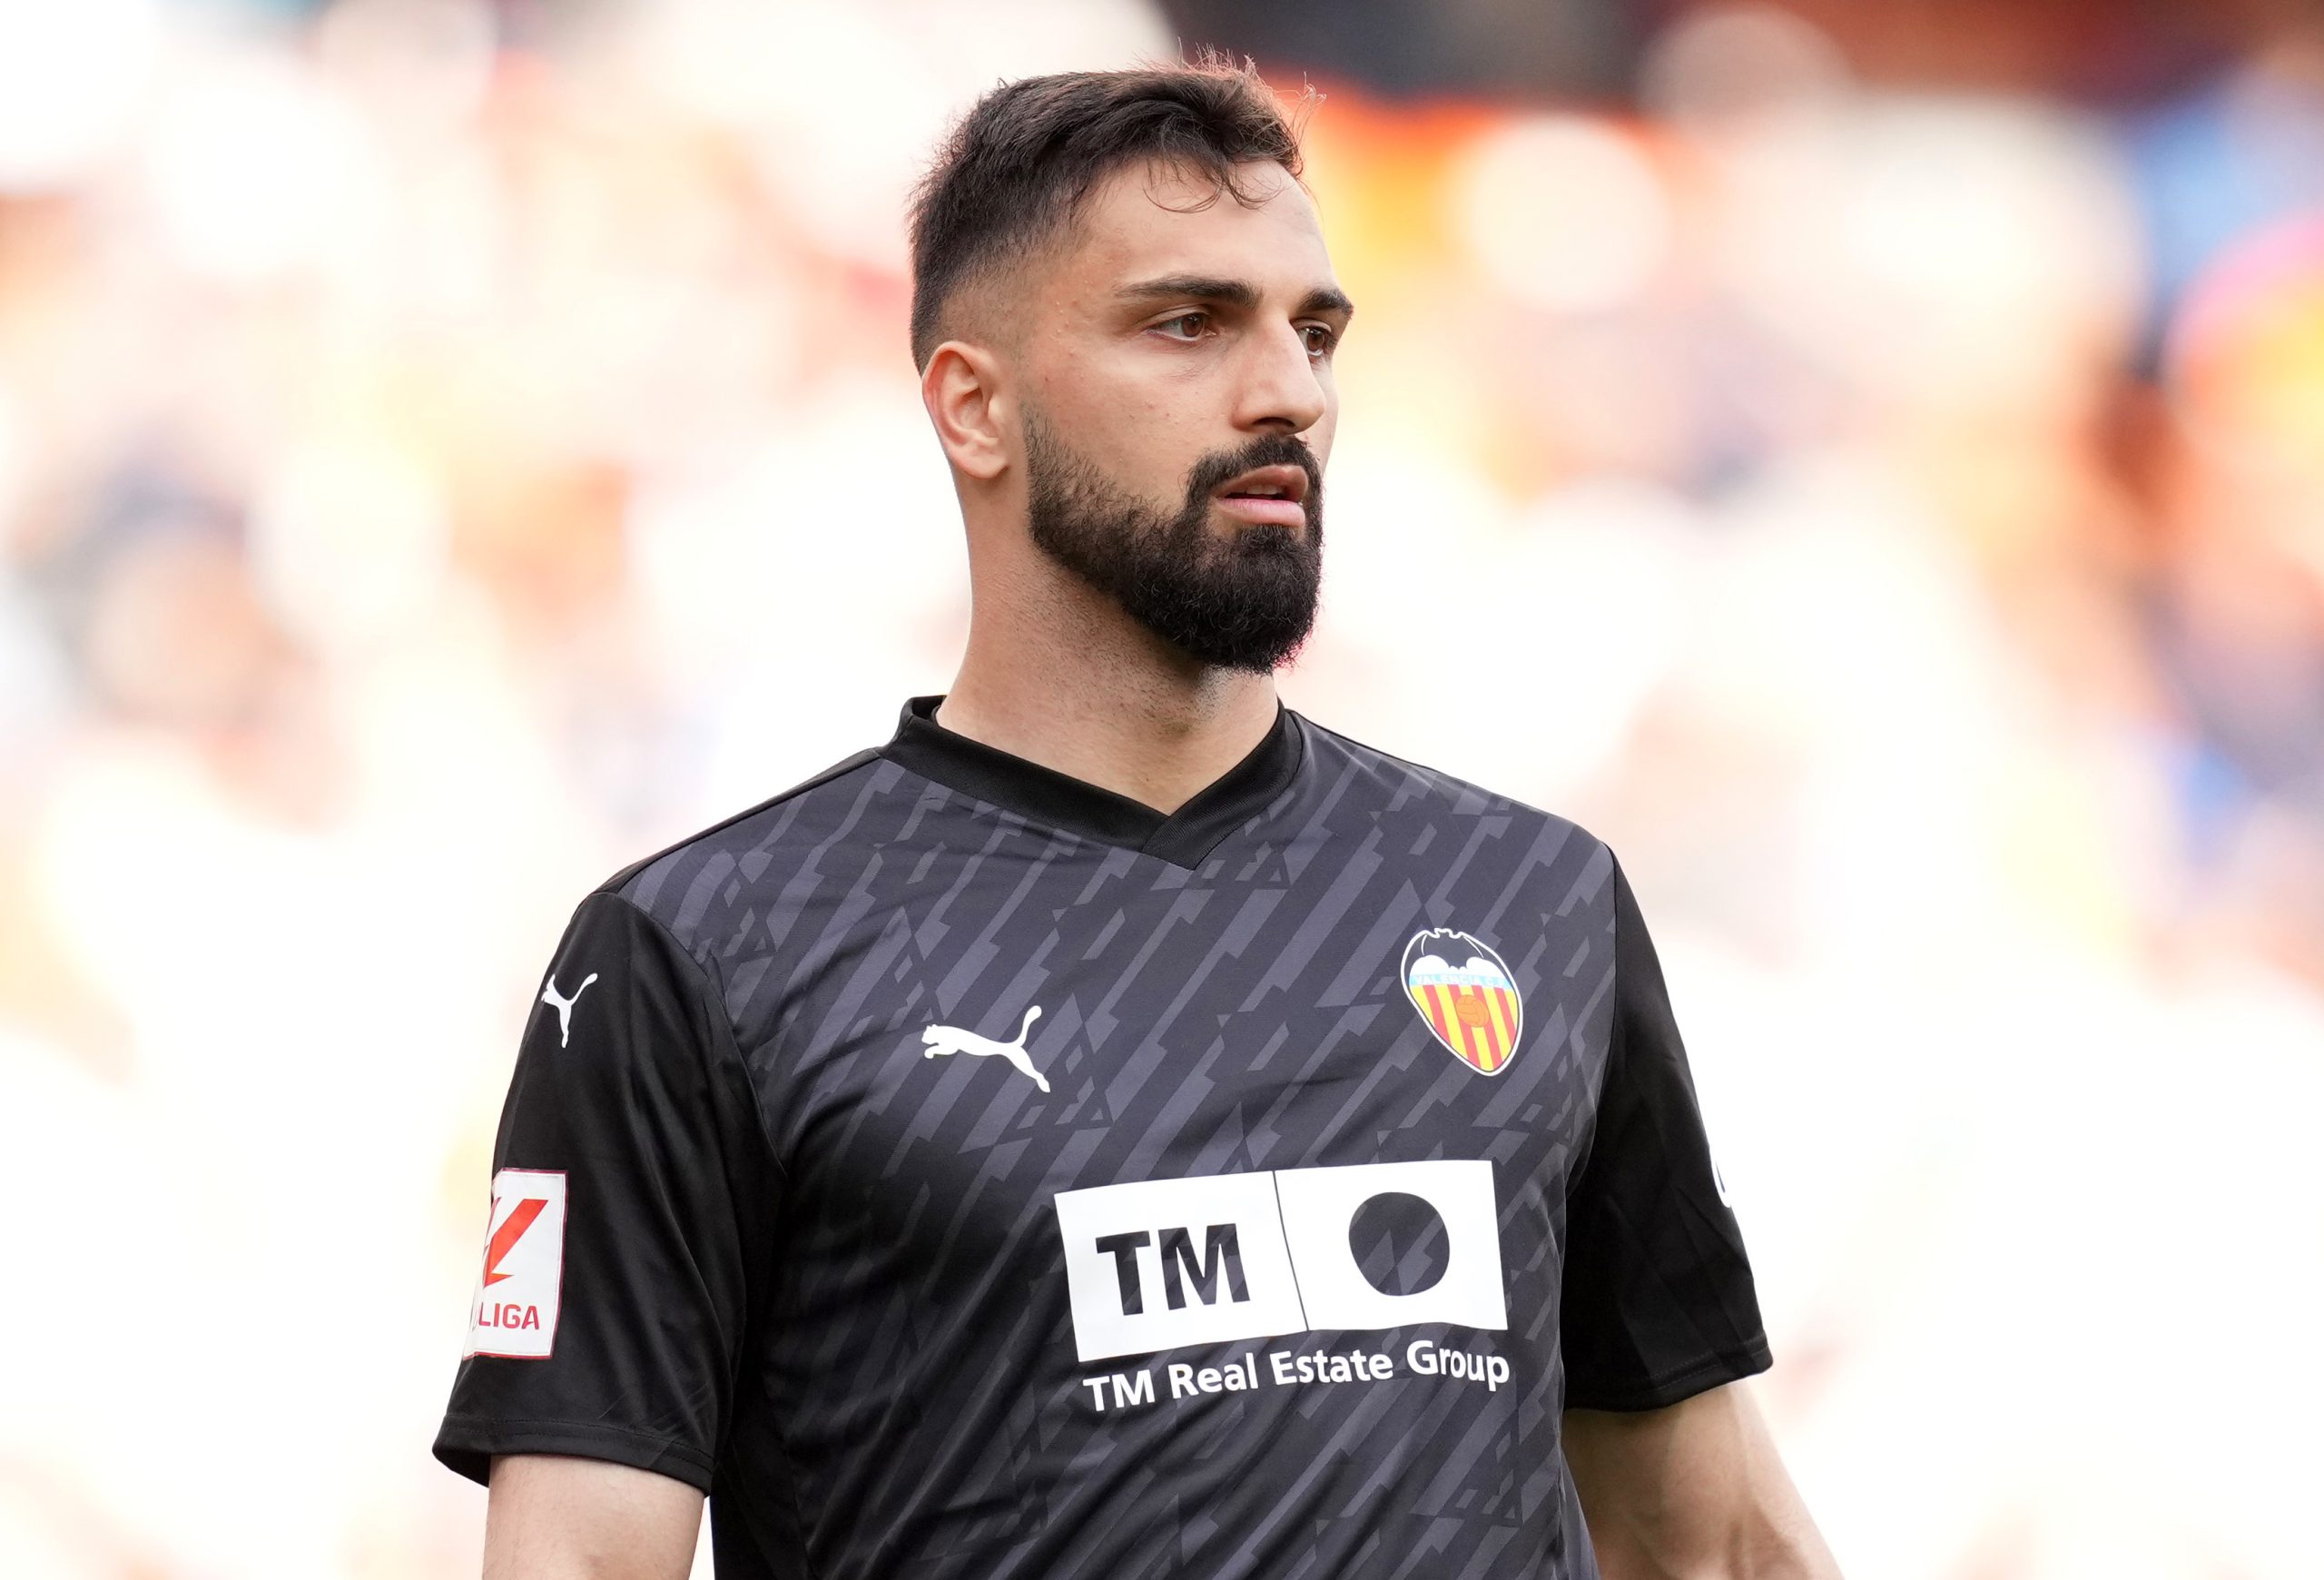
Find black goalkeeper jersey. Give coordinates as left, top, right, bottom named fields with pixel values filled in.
left=436, top=696, right=1770, bottom=1579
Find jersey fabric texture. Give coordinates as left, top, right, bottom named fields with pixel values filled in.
left=435, top=696, right=1771, bottom=1579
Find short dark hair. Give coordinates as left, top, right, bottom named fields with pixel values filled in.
left=907, top=55, right=1311, bottom=370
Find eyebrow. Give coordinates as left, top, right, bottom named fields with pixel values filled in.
left=1116, top=274, right=1355, bottom=319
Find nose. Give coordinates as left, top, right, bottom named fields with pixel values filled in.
left=1234, top=319, right=1329, bottom=438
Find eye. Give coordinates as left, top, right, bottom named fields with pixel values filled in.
left=1152, top=311, right=1210, bottom=341
left=1300, top=323, right=1339, bottom=358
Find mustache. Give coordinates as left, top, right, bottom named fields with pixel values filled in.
left=1184, top=434, right=1324, bottom=512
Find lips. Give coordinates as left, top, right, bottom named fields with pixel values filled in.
left=1214, top=463, right=1311, bottom=528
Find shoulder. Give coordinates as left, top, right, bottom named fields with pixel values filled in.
left=1294, top=711, right=1612, bottom=864
left=587, top=747, right=891, bottom=951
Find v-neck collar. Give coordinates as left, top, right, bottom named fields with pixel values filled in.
left=879, top=694, right=1305, bottom=871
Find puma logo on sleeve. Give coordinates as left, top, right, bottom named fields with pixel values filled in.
left=540, top=973, right=598, bottom=1047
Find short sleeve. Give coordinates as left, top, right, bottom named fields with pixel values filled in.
left=1560, top=857, right=1771, bottom=1411
left=433, top=890, right=777, bottom=1491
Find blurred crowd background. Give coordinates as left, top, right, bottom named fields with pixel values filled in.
left=3, top=1, right=2320, bottom=1575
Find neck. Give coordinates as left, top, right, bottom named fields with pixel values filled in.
left=938, top=559, right=1281, bottom=815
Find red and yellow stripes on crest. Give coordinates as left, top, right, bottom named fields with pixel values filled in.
left=1409, top=982, right=1521, bottom=1072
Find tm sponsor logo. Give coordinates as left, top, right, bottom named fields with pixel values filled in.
left=1055, top=1158, right=1513, bottom=1410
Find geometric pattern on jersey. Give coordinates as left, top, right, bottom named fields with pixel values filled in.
left=437, top=696, right=1769, bottom=1580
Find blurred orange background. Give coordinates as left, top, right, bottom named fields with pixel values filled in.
left=2, top=2, right=2320, bottom=1576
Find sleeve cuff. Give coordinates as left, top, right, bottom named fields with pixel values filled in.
left=432, top=1414, right=715, bottom=1493
left=1563, top=1335, right=1774, bottom=1412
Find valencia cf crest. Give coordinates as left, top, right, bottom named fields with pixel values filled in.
left=1402, top=929, right=1524, bottom=1075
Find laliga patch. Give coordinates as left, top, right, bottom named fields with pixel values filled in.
left=464, top=1169, right=566, bottom=1358
left=1403, top=928, right=1524, bottom=1075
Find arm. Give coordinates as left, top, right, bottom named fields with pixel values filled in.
left=484, top=1454, right=703, bottom=1580
left=435, top=893, right=773, bottom=1564
left=1564, top=1381, right=1839, bottom=1580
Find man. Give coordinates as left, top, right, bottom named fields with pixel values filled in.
left=436, top=60, right=1842, bottom=1580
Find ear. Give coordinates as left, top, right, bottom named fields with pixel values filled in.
left=921, top=340, right=1011, bottom=482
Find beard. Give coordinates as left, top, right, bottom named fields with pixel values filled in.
left=1022, top=409, right=1324, bottom=675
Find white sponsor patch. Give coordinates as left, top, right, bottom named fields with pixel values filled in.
left=1054, top=1160, right=1507, bottom=1363
left=464, top=1169, right=566, bottom=1359
left=1274, top=1160, right=1507, bottom=1333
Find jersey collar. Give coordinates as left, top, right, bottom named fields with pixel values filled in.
left=881, top=694, right=1305, bottom=871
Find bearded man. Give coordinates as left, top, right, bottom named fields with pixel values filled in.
left=437, top=58, right=1840, bottom=1580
